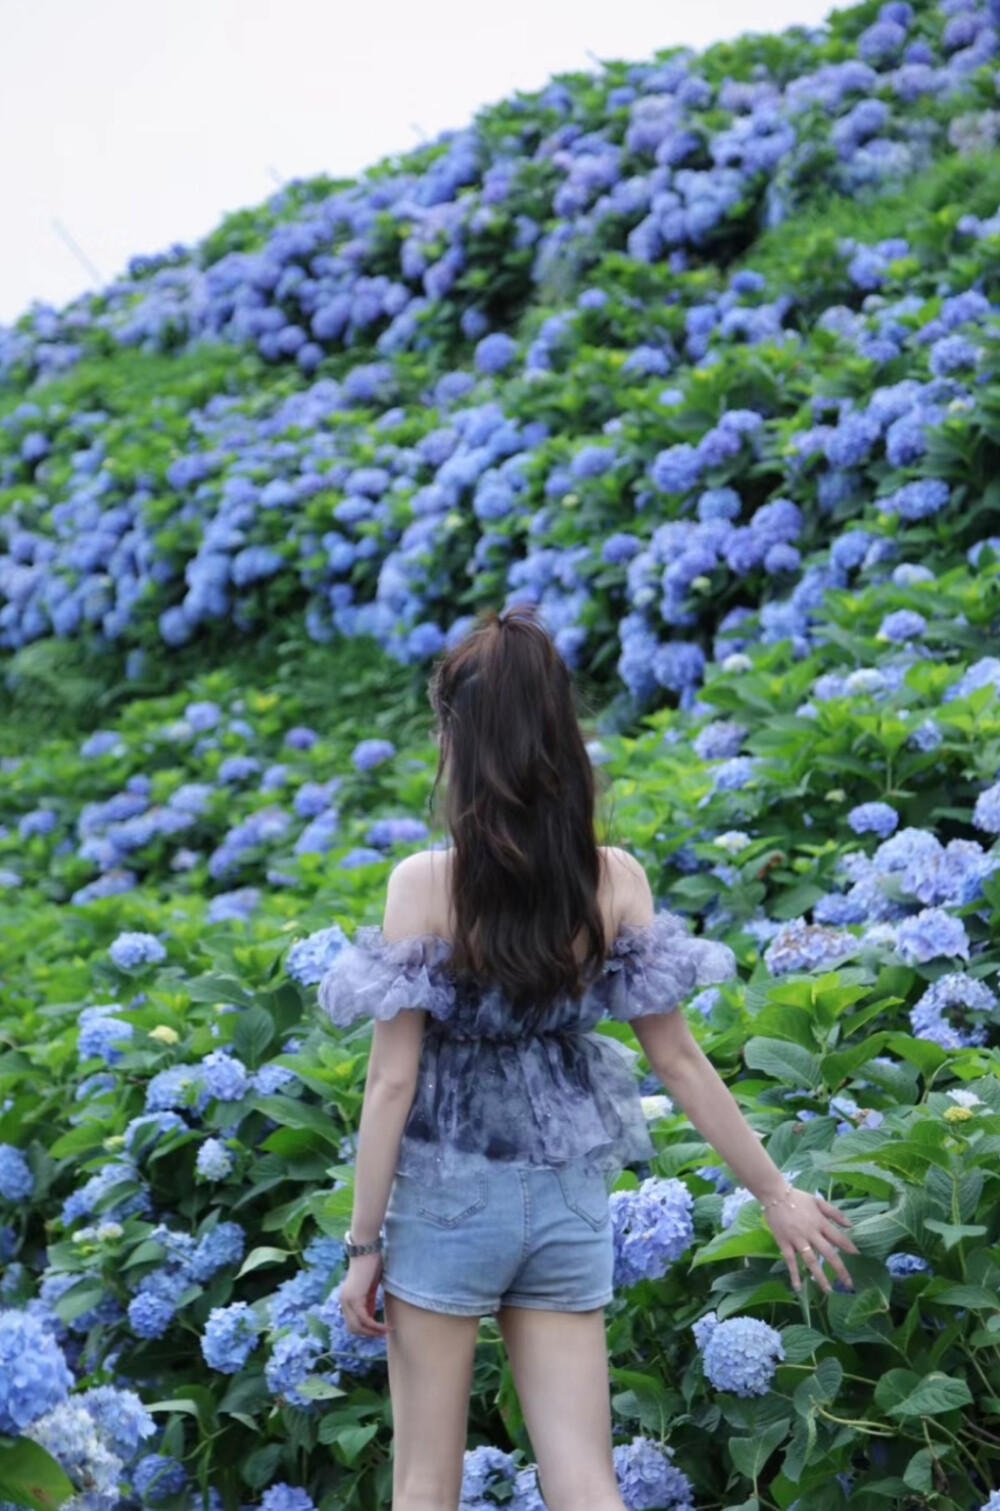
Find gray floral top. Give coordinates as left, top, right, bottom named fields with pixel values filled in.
left=317, top=910, right=737, bottom=1181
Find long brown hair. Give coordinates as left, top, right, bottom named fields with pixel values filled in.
left=427, top=604, right=607, bottom=1021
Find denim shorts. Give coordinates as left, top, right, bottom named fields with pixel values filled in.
left=382, top=1161, right=614, bottom=1317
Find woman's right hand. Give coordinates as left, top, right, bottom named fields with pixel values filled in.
left=763, top=1188, right=859, bottom=1294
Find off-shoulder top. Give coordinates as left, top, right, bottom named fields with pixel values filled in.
left=316, top=910, right=737, bottom=1182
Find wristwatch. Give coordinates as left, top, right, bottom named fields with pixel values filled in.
left=344, top=1230, right=385, bottom=1258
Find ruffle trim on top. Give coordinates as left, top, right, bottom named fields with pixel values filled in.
left=600, top=910, right=738, bottom=1022
left=317, top=910, right=737, bottom=1030
left=316, top=926, right=457, bottom=1028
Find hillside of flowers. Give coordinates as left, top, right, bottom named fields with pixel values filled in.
left=3, top=0, right=1000, bottom=1507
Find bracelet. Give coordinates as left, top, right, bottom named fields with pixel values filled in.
left=760, top=1184, right=798, bottom=1211
left=344, top=1230, right=385, bottom=1258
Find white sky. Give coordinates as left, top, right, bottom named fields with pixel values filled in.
left=0, top=0, right=835, bottom=329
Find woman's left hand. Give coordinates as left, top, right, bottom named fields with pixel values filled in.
left=339, top=1253, right=390, bottom=1337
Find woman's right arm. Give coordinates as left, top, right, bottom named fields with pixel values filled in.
left=615, top=853, right=857, bottom=1292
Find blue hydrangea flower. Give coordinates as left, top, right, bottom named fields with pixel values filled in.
left=848, top=802, right=899, bottom=839
left=0, top=1309, right=73, bottom=1432
left=201, top=1301, right=260, bottom=1373
left=352, top=738, right=396, bottom=771
left=267, top=1269, right=330, bottom=1331
left=199, top=1050, right=249, bottom=1102
left=613, top=1436, right=695, bottom=1511
left=77, top=1008, right=134, bottom=1065
left=109, top=932, right=167, bottom=971
left=285, top=925, right=349, bottom=988
left=190, top=1222, right=245, bottom=1281
left=144, top=1065, right=209, bottom=1115
left=972, top=781, right=1000, bottom=834
left=909, top=973, right=995, bottom=1048
left=23, top=1399, right=124, bottom=1509
left=127, top=1293, right=176, bottom=1340
left=694, top=1311, right=785, bottom=1395
left=259, top=1485, right=318, bottom=1511
left=764, top=919, right=857, bottom=975
left=132, top=1452, right=189, bottom=1503
left=894, top=908, right=969, bottom=965
left=879, top=479, right=950, bottom=521
left=475, top=333, right=518, bottom=374
left=265, top=1330, right=331, bottom=1407
left=0, top=1145, right=34, bottom=1202
left=252, top=1063, right=298, bottom=1095
left=195, top=1138, right=234, bottom=1180
left=885, top=1252, right=932, bottom=1277
left=610, top=1177, right=695, bottom=1287
left=692, top=720, right=748, bottom=761
left=459, top=1445, right=519, bottom=1503
left=878, top=609, right=926, bottom=643
left=316, top=1284, right=388, bottom=1374
left=77, top=1384, right=156, bottom=1461
left=721, top=1187, right=757, bottom=1228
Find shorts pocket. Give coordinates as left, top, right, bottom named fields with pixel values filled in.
left=409, top=1172, right=489, bottom=1228
left=555, top=1163, right=610, bottom=1230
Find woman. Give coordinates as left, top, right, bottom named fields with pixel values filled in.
left=318, top=604, right=857, bottom=1511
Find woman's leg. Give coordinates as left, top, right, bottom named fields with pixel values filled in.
left=495, top=1304, right=627, bottom=1511
left=385, top=1291, right=482, bottom=1511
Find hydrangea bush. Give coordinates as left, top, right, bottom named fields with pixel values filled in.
left=3, top=1, right=1000, bottom=1508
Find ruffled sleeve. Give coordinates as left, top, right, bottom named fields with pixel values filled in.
left=602, top=910, right=737, bottom=1022
left=317, top=926, right=457, bottom=1028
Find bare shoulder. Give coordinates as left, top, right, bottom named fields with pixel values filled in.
left=599, top=844, right=654, bottom=928
left=383, top=848, right=454, bottom=939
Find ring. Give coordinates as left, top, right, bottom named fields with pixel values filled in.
left=802, top=1245, right=814, bottom=1253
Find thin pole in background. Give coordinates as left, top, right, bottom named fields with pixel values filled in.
left=50, top=218, right=103, bottom=288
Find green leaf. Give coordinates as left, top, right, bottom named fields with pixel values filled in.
left=792, top=1356, right=843, bottom=1417
left=232, top=1005, right=277, bottom=1068
left=902, top=1448, right=935, bottom=1494
left=292, top=1379, right=347, bottom=1401
left=742, top=1037, right=823, bottom=1088
left=728, top=1419, right=791, bottom=1480
left=51, top=1279, right=105, bottom=1324
left=883, top=1032, right=948, bottom=1077
left=186, top=974, right=258, bottom=1010
left=241, top=1444, right=284, bottom=1493
left=0, top=1438, right=76, bottom=1511
left=874, top=1368, right=922, bottom=1414
left=931, top=1283, right=999, bottom=1309
left=146, top=1388, right=218, bottom=1433
left=885, top=1372, right=973, bottom=1418
left=923, top=1219, right=988, bottom=1251
left=236, top=1246, right=294, bottom=1279
left=252, top=1096, right=344, bottom=1146
left=690, top=1227, right=778, bottom=1267
left=327, top=1423, right=379, bottom=1465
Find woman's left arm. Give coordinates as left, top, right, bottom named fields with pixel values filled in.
left=348, top=1009, right=425, bottom=1246
left=339, top=859, right=429, bottom=1336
